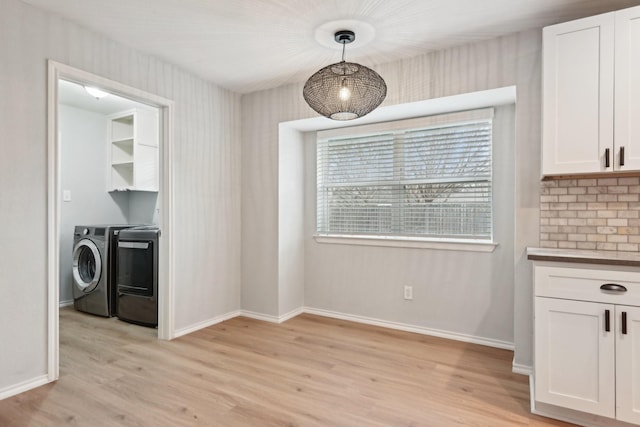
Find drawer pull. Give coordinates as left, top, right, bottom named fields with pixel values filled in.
left=622, top=312, right=628, bottom=335
left=600, top=283, right=628, bottom=293
left=605, top=309, right=611, bottom=332
left=605, top=148, right=611, bottom=168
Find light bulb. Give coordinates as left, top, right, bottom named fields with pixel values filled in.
left=338, top=81, right=351, bottom=101
left=84, top=86, right=109, bottom=99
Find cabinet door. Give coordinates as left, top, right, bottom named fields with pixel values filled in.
left=542, top=13, right=615, bottom=175
left=616, top=305, right=640, bottom=424
left=133, top=144, right=159, bottom=191
left=615, top=6, right=640, bottom=171
left=132, top=109, right=159, bottom=191
left=535, top=297, right=615, bottom=417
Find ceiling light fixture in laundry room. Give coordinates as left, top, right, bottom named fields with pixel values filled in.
left=303, top=30, right=386, bottom=121
left=84, top=86, right=110, bottom=99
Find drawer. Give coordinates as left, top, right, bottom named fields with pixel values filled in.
left=534, top=263, right=640, bottom=305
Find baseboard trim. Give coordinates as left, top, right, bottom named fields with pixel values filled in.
left=174, top=307, right=301, bottom=338
left=59, top=300, right=73, bottom=308
left=239, top=309, right=303, bottom=323
left=173, top=310, right=240, bottom=338
left=531, top=401, right=628, bottom=427
left=278, top=307, right=304, bottom=323
left=174, top=306, right=515, bottom=351
left=303, top=307, right=514, bottom=350
left=239, top=310, right=280, bottom=323
left=0, top=375, right=50, bottom=401
left=530, top=378, right=629, bottom=427
left=512, top=360, right=533, bottom=376
left=530, top=407, right=586, bottom=427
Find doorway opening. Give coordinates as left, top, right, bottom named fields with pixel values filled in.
left=47, top=61, right=175, bottom=382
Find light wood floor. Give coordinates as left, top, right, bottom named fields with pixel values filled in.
left=0, top=308, right=574, bottom=427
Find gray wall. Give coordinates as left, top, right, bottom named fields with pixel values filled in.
left=242, top=32, right=541, bottom=368
left=59, top=104, right=129, bottom=303
left=128, top=192, right=159, bottom=225
left=0, top=0, right=241, bottom=393
left=303, top=106, right=516, bottom=346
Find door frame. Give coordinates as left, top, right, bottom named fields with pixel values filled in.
left=46, top=60, right=176, bottom=381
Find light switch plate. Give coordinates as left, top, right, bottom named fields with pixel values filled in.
left=63, top=190, right=72, bottom=202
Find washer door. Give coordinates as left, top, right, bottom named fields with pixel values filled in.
left=72, top=239, right=102, bottom=293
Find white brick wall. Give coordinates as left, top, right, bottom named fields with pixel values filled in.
left=540, top=177, right=640, bottom=252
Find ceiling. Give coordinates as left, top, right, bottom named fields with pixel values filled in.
left=59, top=79, right=155, bottom=115
left=22, top=0, right=640, bottom=94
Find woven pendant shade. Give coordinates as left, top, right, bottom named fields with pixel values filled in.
left=303, top=30, right=386, bottom=121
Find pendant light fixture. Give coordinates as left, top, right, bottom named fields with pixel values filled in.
left=303, top=30, right=386, bottom=121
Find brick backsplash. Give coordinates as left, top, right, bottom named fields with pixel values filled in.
left=540, top=177, right=640, bottom=252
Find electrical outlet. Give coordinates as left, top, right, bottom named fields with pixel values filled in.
left=404, top=285, right=413, bottom=300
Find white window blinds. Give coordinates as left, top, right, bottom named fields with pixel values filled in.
left=316, top=109, right=493, bottom=240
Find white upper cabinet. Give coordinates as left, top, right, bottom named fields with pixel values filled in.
left=542, top=12, right=614, bottom=175
left=107, top=108, right=159, bottom=192
left=542, top=6, right=640, bottom=175
left=615, top=8, right=640, bottom=172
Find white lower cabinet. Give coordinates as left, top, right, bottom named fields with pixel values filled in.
left=535, top=297, right=615, bottom=417
left=617, top=305, right=640, bottom=424
left=533, top=262, right=640, bottom=426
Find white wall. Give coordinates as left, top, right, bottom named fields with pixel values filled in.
left=242, top=32, right=541, bottom=367
left=59, top=104, right=130, bottom=303
left=303, top=106, right=515, bottom=345
left=0, top=0, right=241, bottom=394
left=277, top=126, right=305, bottom=317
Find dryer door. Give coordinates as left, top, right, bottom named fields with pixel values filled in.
left=72, top=239, right=102, bottom=293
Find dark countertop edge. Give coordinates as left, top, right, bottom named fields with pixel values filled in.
left=527, top=253, right=640, bottom=267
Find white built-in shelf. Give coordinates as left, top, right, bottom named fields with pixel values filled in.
left=107, top=108, right=159, bottom=192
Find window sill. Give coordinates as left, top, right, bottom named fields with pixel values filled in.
left=313, top=234, right=498, bottom=252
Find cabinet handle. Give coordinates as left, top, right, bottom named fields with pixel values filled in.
left=620, top=146, right=625, bottom=167
left=605, top=309, right=611, bottom=332
left=600, top=283, right=628, bottom=293
left=622, top=312, right=628, bottom=335
left=605, top=148, right=611, bottom=168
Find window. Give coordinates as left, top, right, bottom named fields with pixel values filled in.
left=316, top=109, right=493, bottom=241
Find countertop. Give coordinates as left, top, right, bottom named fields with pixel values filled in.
left=527, top=247, right=640, bottom=267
